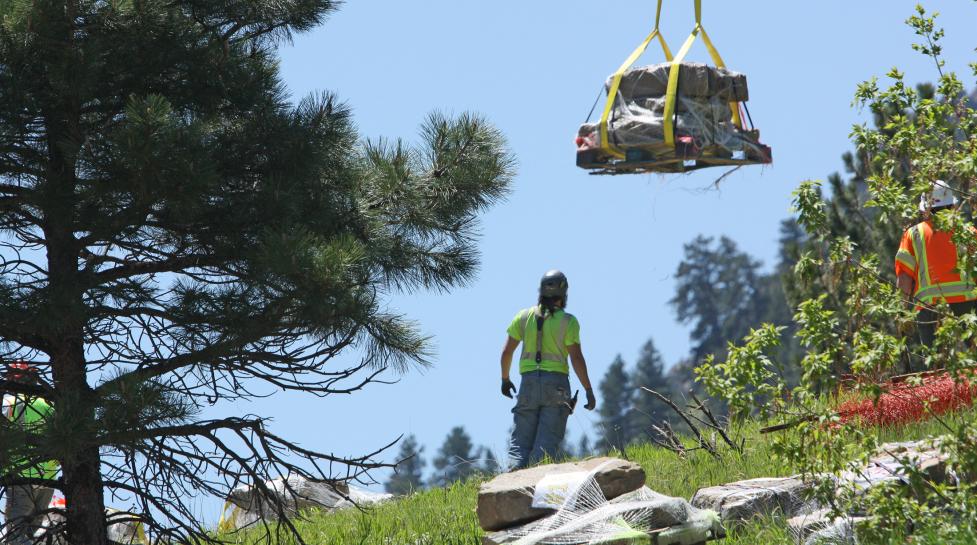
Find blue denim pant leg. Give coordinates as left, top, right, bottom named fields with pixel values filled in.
left=510, top=374, right=540, bottom=469
left=510, top=371, right=571, bottom=469
left=4, top=485, right=54, bottom=545
left=529, top=373, right=571, bottom=464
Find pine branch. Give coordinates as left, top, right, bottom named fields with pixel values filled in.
left=91, top=255, right=222, bottom=285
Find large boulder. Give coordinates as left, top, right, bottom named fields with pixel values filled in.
left=833, top=439, right=952, bottom=494
left=801, top=515, right=871, bottom=545
left=476, top=457, right=645, bottom=532
left=787, top=509, right=869, bottom=543
left=691, top=476, right=811, bottom=523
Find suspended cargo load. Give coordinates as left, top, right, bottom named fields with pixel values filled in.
left=576, top=0, right=772, bottom=175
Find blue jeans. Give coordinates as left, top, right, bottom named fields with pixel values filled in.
left=3, top=485, right=54, bottom=545
left=510, top=371, right=572, bottom=469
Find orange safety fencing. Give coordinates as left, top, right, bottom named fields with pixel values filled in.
left=837, top=371, right=977, bottom=427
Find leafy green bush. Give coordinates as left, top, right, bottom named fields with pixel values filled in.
left=697, top=5, right=977, bottom=543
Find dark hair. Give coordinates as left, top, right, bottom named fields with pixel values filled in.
left=538, top=295, right=565, bottom=315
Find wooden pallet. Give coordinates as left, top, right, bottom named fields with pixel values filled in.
left=577, top=141, right=772, bottom=175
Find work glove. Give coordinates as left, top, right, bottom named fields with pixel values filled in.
left=584, top=388, right=597, bottom=411
left=501, top=378, right=517, bottom=399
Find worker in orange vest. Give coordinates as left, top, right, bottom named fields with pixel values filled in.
left=895, top=180, right=977, bottom=350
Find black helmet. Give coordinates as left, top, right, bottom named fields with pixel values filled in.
left=539, top=270, right=568, bottom=299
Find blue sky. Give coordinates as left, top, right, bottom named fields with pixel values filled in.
left=208, top=0, right=977, bottom=512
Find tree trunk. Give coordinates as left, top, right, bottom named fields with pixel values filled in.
left=50, top=345, right=107, bottom=545
left=47, top=271, right=108, bottom=545
left=62, top=445, right=107, bottom=545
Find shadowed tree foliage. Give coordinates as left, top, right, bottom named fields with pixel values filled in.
left=430, top=426, right=479, bottom=487
left=667, top=232, right=802, bottom=400
left=670, top=235, right=765, bottom=365
left=576, top=433, right=592, bottom=458
left=627, top=339, right=671, bottom=442
left=697, top=9, right=977, bottom=541
left=478, top=447, right=499, bottom=475
left=596, top=355, right=630, bottom=453
left=0, top=0, right=514, bottom=542
left=786, top=83, right=938, bottom=313
left=385, top=435, right=426, bottom=496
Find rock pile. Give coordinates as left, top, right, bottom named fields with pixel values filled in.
left=477, top=457, right=725, bottom=545
left=690, top=439, right=956, bottom=544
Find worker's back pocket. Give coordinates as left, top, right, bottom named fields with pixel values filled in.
left=544, top=379, right=572, bottom=407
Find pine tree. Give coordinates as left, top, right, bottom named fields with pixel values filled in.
left=668, top=233, right=800, bottom=395
left=577, top=434, right=592, bottom=458
left=478, top=447, right=499, bottom=475
left=385, top=435, right=426, bottom=496
left=596, top=356, right=632, bottom=453
left=627, top=339, right=671, bottom=443
left=0, top=0, right=513, bottom=542
left=769, top=219, right=807, bottom=380
left=670, top=236, right=765, bottom=365
left=430, top=426, right=479, bottom=487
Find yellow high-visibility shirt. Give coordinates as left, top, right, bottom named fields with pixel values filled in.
left=507, top=307, right=581, bottom=374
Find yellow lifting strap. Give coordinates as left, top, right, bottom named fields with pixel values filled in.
left=598, top=0, right=673, bottom=159
left=663, top=0, right=744, bottom=146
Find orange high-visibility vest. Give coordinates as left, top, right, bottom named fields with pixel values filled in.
left=894, top=220, right=977, bottom=307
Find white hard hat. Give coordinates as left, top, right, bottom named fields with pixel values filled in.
left=919, top=180, right=958, bottom=212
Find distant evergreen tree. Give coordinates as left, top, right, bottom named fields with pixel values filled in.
left=667, top=233, right=801, bottom=401
left=478, top=447, right=500, bottom=475
left=385, top=435, right=426, bottom=495
left=665, top=358, right=696, bottom=405
left=430, top=426, right=479, bottom=487
left=597, top=356, right=632, bottom=453
left=768, top=219, right=807, bottom=379
left=627, top=339, right=671, bottom=442
left=577, top=434, right=592, bottom=458
left=670, top=236, right=766, bottom=366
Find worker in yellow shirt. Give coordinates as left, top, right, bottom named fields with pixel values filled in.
left=2, top=362, right=57, bottom=545
left=500, top=270, right=596, bottom=468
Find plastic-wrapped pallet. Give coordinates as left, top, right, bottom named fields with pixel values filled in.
left=576, top=61, right=771, bottom=173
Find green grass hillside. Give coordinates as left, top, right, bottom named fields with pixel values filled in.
left=221, top=412, right=975, bottom=545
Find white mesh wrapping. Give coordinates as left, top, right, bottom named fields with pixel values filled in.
left=487, top=461, right=724, bottom=545
left=577, top=61, right=765, bottom=160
